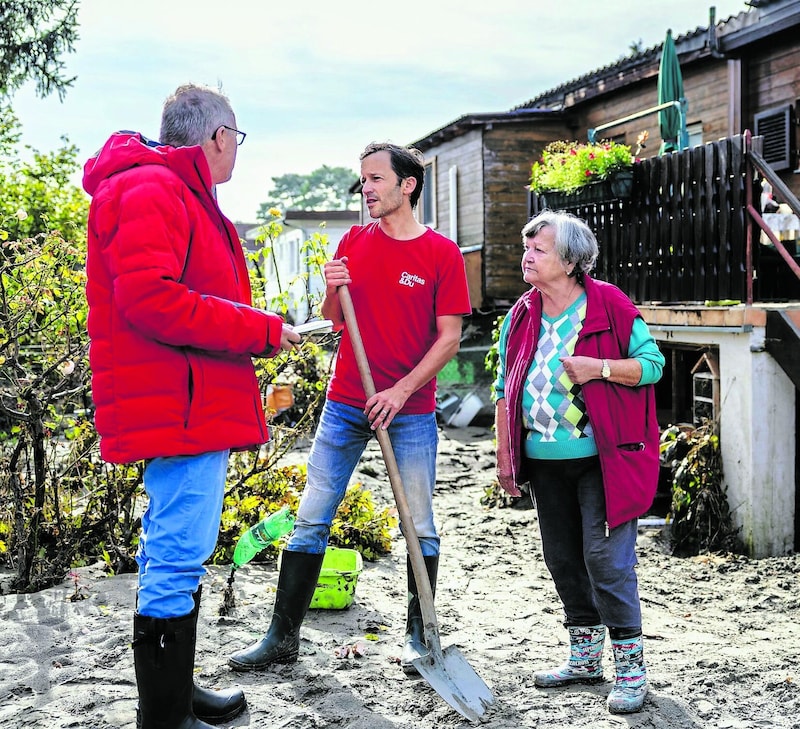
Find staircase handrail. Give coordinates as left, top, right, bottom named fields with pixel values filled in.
left=744, top=130, right=800, bottom=305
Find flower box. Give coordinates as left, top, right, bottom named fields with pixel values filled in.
left=529, top=140, right=636, bottom=210
left=539, top=170, right=634, bottom=209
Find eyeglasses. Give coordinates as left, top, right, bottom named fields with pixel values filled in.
left=211, top=124, right=246, bottom=146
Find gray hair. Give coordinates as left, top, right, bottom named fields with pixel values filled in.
left=521, top=210, right=598, bottom=277
left=159, top=83, right=234, bottom=147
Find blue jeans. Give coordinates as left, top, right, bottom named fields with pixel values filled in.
left=288, top=399, right=440, bottom=556
left=529, top=456, right=642, bottom=630
left=136, top=450, right=229, bottom=618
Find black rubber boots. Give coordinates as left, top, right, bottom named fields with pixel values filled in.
left=401, top=554, right=439, bottom=674
left=227, top=550, right=325, bottom=671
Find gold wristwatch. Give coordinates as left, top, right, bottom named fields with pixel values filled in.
left=601, top=359, right=611, bottom=379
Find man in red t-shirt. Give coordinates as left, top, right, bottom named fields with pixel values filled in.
left=229, top=142, right=471, bottom=675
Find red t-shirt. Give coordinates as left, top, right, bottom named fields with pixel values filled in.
left=328, top=223, right=471, bottom=414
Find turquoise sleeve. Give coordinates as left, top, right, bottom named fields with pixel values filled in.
left=628, top=317, right=665, bottom=385
left=492, top=314, right=512, bottom=401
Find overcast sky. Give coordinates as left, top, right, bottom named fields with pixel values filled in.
left=11, top=0, right=749, bottom=222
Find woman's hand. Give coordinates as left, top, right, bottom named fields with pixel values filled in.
left=560, top=355, right=643, bottom=386
left=496, top=450, right=521, bottom=497
left=559, top=355, right=602, bottom=385
left=494, top=397, right=521, bottom=496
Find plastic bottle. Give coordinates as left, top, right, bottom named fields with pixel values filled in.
left=232, top=505, right=295, bottom=567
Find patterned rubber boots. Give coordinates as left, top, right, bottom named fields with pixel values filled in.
left=534, top=624, right=606, bottom=687
left=534, top=624, right=648, bottom=714
left=607, top=634, right=648, bottom=714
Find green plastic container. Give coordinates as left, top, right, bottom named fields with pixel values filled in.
left=282, top=546, right=363, bottom=610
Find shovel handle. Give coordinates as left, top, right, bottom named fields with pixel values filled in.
left=337, top=284, right=442, bottom=656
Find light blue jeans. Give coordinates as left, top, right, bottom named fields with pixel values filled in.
left=288, top=399, right=440, bottom=556
left=136, top=450, right=229, bottom=618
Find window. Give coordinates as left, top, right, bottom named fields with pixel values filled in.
left=418, top=158, right=437, bottom=228
left=687, top=122, right=703, bottom=149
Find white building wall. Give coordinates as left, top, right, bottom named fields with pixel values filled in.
left=249, top=218, right=353, bottom=324
left=653, top=324, right=796, bottom=557
left=719, top=329, right=795, bottom=557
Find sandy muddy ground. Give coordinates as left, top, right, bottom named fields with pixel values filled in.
left=1, top=425, right=798, bottom=728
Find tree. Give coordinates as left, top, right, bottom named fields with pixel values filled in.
left=258, top=165, right=359, bottom=219
left=627, top=39, right=644, bottom=56
left=0, top=0, right=80, bottom=100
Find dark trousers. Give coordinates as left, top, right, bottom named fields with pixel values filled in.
left=529, top=456, right=642, bottom=630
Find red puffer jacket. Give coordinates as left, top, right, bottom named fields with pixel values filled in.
left=83, top=131, right=284, bottom=463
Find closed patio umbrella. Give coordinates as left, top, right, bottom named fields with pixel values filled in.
left=658, top=29, right=687, bottom=154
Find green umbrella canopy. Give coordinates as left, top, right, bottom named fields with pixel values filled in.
left=658, top=29, right=686, bottom=154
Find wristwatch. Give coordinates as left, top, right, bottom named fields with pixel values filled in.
left=601, top=359, right=611, bottom=380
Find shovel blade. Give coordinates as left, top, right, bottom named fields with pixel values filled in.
left=412, top=644, right=495, bottom=724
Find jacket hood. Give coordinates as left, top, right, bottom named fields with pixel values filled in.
left=82, top=131, right=212, bottom=197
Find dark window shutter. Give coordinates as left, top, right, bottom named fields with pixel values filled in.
left=754, top=105, right=795, bottom=171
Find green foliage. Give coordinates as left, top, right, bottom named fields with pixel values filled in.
left=213, top=463, right=305, bottom=565
left=242, top=208, right=337, bottom=458
left=0, top=111, right=147, bottom=592
left=0, top=108, right=90, bottom=435
left=257, top=165, right=359, bottom=218
left=0, top=0, right=80, bottom=100
left=328, top=483, right=397, bottom=561
left=212, top=464, right=397, bottom=564
left=530, top=140, right=633, bottom=194
left=0, top=106, right=87, bottom=242
left=662, top=422, right=741, bottom=556
left=248, top=209, right=334, bottom=323
left=483, top=314, right=506, bottom=399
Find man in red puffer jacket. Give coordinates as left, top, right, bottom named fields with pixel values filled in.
left=83, top=83, right=300, bottom=729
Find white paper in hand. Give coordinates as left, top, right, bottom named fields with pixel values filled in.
left=293, top=319, right=334, bottom=337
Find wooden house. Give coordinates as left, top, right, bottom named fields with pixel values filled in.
left=411, top=0, right=800, bottom=309
left=405, top=0, right=800, bottom=558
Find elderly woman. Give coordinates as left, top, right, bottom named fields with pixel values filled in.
left=494, top=210, right=664, bottom=714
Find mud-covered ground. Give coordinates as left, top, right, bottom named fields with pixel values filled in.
left=1, top=425, right=798, bottom=728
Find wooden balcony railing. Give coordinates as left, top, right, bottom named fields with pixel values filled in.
left=530, top=133, right=800, bottom=305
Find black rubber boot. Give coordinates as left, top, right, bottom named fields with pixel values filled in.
left=190, top=587, right=246, bottom=723
left=132, top=611, right=214, bottom=729
left=135, top=588, right=246, bottom=727
left=227, top=550, right=325, bottom=672
left=401, top=554, right=439, bottom=675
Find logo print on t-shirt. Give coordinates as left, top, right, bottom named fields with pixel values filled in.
left=399, top=272, right=426, bottom=288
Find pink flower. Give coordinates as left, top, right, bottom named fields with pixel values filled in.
left=585, top=170, right=593, bottom=177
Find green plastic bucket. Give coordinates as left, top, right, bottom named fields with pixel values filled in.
left=280, top=546, right=363, bottom=610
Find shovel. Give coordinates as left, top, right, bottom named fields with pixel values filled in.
left=338, top=285, right=495, bottom=724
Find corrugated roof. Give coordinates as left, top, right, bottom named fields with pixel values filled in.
left=412, top=108, right=558, bottom=151
left=409, top=1, right=800, bottom=150
left=513, top=7, right=749, bottom=111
